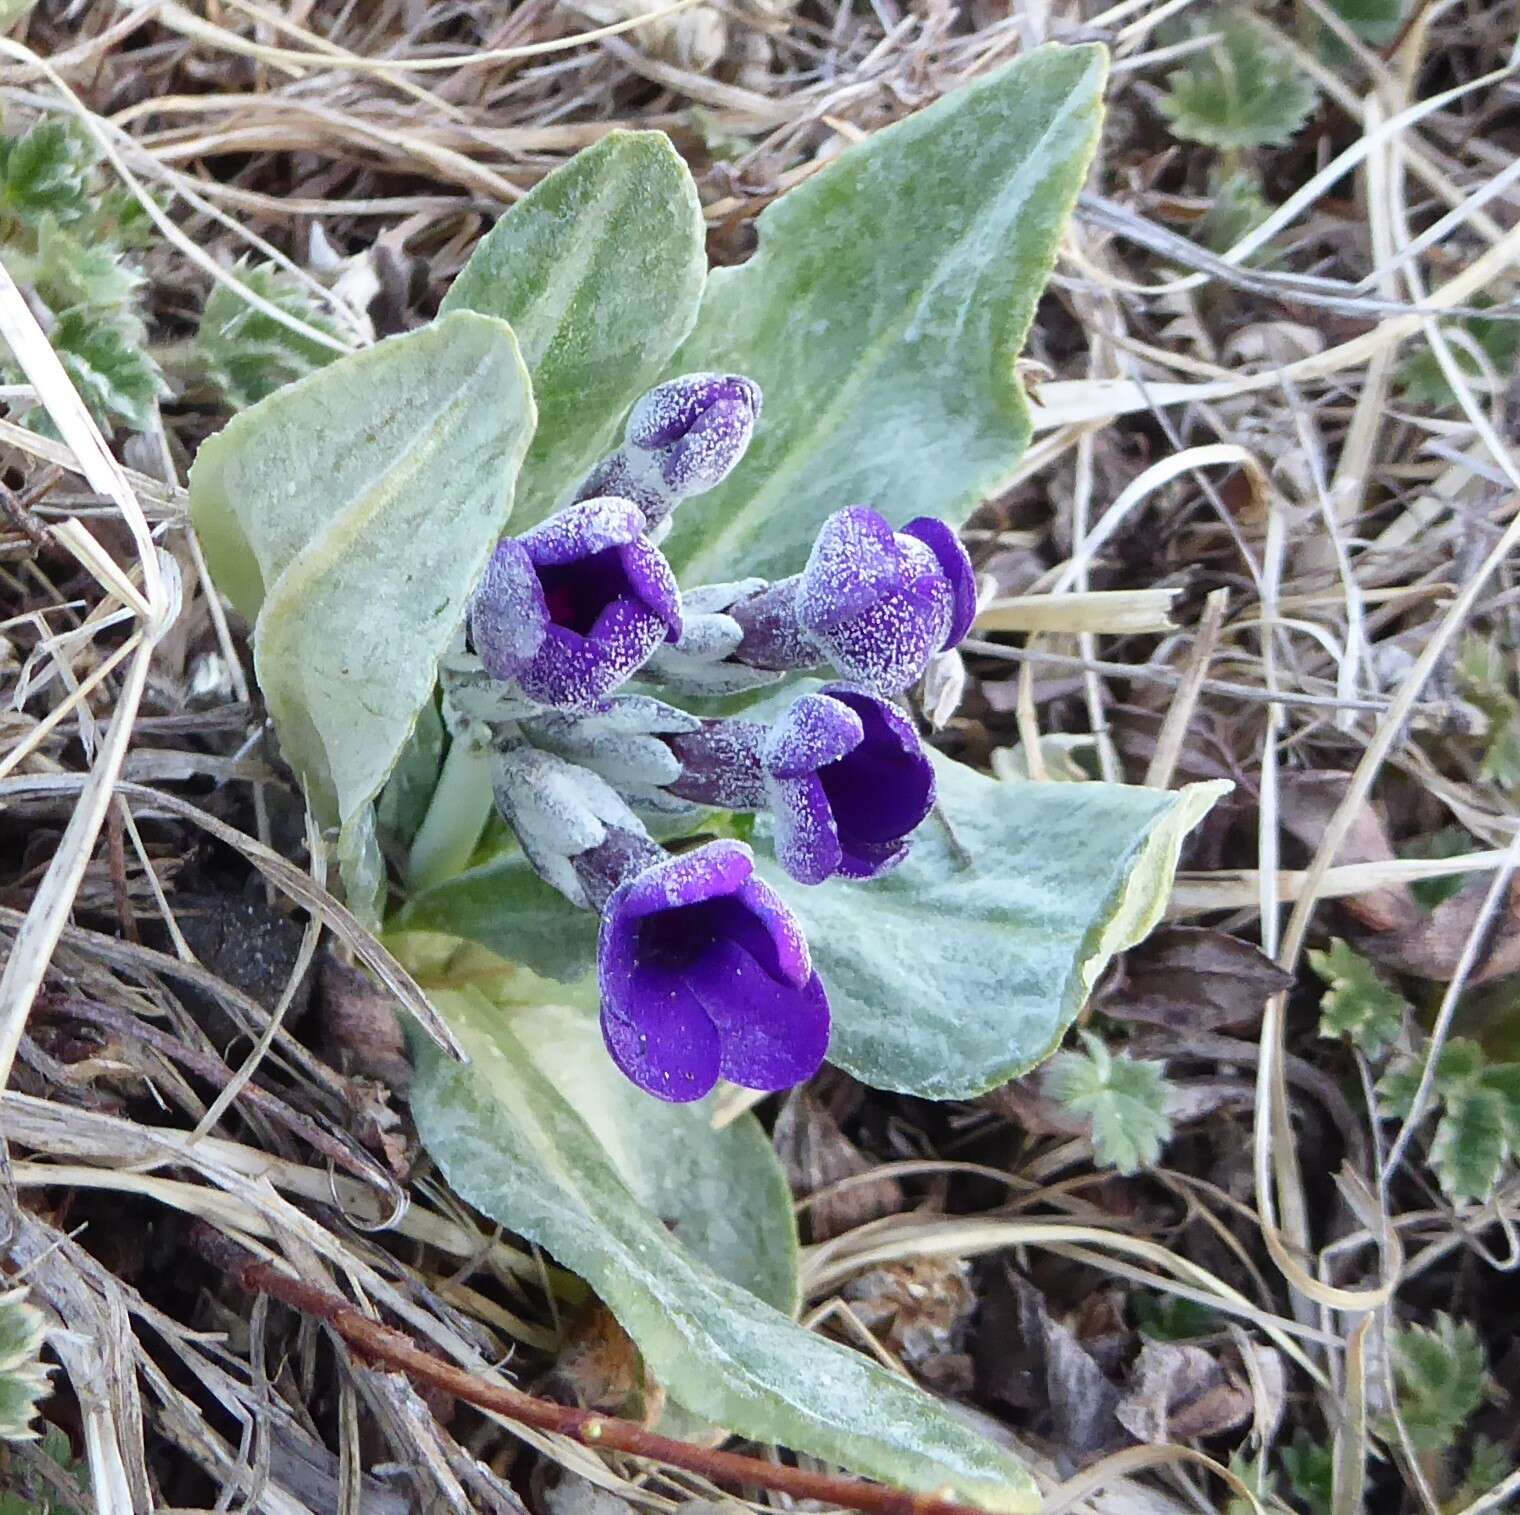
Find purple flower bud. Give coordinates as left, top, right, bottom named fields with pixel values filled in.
left=795, top=507, right=975, bottom=694
left=626, top=372, right=760, bottom=495
left=470, top=498, right=681, bottom=712
left=763, top=686, right=935, bottom=885
left=598, top=840, right=830, bottom=1103
left=573, top=374, right=761, bottom=529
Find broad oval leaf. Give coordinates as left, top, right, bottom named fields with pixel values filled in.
left=412, top=987, right=1041, bottom=1513
left=441, top=131, right=705, bottom=527
left=758, top=757, right=1230, bottom=1099
left=661, top=43, right=1107, bottom=585
left=189, top=313, right=535, bottom=829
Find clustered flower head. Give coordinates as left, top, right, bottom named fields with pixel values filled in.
left=460, top=372, right=975, bottom=1102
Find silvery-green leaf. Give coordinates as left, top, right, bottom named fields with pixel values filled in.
left=442, top=131, right=704, bottom=526
left=397, top=852, right=598, bottom=983
left=757, top=757, right=1230, bottom=1099
left=411, top=987, right=1040, bottom=1513
left=506, top=999, right=796, bottom=1312
left=661, top=44, right=1106, bottom=585
left=189, top=313, right=534, bottom=830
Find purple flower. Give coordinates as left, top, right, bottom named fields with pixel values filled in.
left=763, top=686, right=935, bottom=885
left=576, top=374, right=761, bottom=528
left=794, top=507, right=976, bottom=694
left=598, top=840, right=830, bottom=1102
left=470, top=498, right=680, bottom=711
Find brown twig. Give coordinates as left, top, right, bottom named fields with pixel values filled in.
left=191, top=1224, right=999, bottom=1515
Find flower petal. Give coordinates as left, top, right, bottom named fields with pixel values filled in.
left=810, top=578, right=951, bottom=694
left=522, top=497, right=645, bottom=566
left=609, top=839, right=755, bottom=922
left=617, top=536, right=682, bottom=639
left=762, top=691, right=863, bottom=781
left=600, top=974, right=721, bottom=1102
left=735, top=869, right=813, bottom=987
left=904, top=516, right=976, bottom=648
left=820, top=686, right=936, bottom=842
left=796, top=506, right=910, bottom=632
left=768, top=772, right=844, bottom=886
left=471, top=539, right=548, bottom=678
left=627, top=373, right=761, bottom=449
left=684, top=938, right=830, bottom=1091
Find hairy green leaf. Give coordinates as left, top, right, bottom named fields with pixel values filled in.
left=1309, top=938, right=1406, bottom=1056
left=1431, top=1086, right=1508, bottom=1203
left=661, top=44, right=1107, bottom=585
left=1280, top=1432, right=1334, bottom=1515
left=189, top=314, right=534, bottom=835
left=16, top=215, right=142, bottom=313
left=411, top=987, right=1041, bottom=1513
left=442, top=131, right=705, bottom=526
left=1391, top=1315, right=1488, bottom=1452
left=1456, top=634, right=1520, bottom=789
left=196, top=258, right=345, bottom=410
left=1048, top=1032, right=1174, bottom=1174
left=1399, top=310, right=1520, bottom=414
left=759, top=757, right=1229, bottom=1098
left=397, top=849, right=597, bottom=982
left=0, top=121, right=95, bottom=224
left=0, top=1288, right=51, bottom=1441
left=1160, top=19, right=1317, bottom=150
left=0, top=1426, right=85, bottom=1515
left=46, top=309, right=163, bottom=432
left=1326, top=0, right=1405, bottom=41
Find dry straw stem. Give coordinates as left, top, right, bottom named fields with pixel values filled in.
left=0, top=267, right=175, bottom=1115
left=193, top=1222, right=1018, bottom=1515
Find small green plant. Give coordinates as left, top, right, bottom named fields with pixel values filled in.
left=1456, top=635, right=1520, bottom=791
left=0, top=1425, right=85, bottom=1515
left=1380, top=1039, right=1520, bottom=1203
left=1389, top=1314, right=1489, bottom=1452
left=1280, top=1431, right=1334, bottom=1515
left=1325, top=0, right=1407, bottom=42
left=1200, top=166, right=1276, bottom=256
left=1310, top=938, right=1406, bottom=1056
left=0, top=118, right=164, bottom=433
left=1160, top=16, right=1318, bottom=150
left=194, top=257, right=343, bottom=410
left=1133, top=1294, right=1219, bottom=1341
left=0, top=1288, right=51, bottom=1442
left=1398, top=309, right=1520, bottom=413
left=1048, top=1031, right=1174, bottom=1174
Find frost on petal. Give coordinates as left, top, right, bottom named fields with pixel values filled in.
left=794, top=506, right=962, bottom=692
left=760, top=687, right=935, bottom=885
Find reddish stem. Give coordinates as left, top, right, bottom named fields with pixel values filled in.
left=191, top=1224, right=997, bottom=1515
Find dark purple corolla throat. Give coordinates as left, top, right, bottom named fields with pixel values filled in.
left=597, top=841, right=830, bottom=1102
left=470, top=497, right=680, bottom=711
left=763, top=685, right=935, bottom=885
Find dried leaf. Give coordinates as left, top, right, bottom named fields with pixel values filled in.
left=1115, top=1341, right=1252, bottom=1445
left=1100, top=926, right=1292, bottom=1033
left=1277, top=772, right=1418, bottom=932
left=772, top=1087, right=903, bottom=1242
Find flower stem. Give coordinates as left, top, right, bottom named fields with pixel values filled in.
left=405, top=736, right=494, bottom=894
